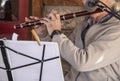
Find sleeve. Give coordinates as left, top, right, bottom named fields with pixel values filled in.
left=67, top=27, right=76, bottom=44
left=52, top=25, right=120, bottom=72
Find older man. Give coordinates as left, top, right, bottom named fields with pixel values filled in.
left=26, top=0, right=120, bottom=81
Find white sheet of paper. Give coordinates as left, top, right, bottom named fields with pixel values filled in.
left=0, top=40, right=64, bottom=81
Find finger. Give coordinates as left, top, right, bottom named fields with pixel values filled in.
left=41, top=17, right=51, bottom=23
left=51, top=9, right=58, bottom=14
left=30, top=16, right=40, bottom=20
left=56, top=13, right=60, bottom=20
left=48, top=13, right=57, bottom=20
left=25, top=16, right=37, bottom=22
left=40, top=19, right=48, bottom=25
left=48, top=10, right=60, bottom=21
left=25, top=17, right=32, bottom=22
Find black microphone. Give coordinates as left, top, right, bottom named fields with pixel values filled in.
left=84, top=0, right=99, bottom=12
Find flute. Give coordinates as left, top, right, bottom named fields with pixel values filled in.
left=14, top=8, right=102, bottom=29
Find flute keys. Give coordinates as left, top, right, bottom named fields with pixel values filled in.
left=73, top=13, right=76, bottom=18
left=62, top=16, right=66, bottom=20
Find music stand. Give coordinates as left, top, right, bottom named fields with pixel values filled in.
left=0, top=40, right=64, bottom=81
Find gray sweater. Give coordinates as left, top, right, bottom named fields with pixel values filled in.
left=52, top=16, right=120, bottom=81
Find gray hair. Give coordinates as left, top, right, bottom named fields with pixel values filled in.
left=111, top=0, right=120, bottom=13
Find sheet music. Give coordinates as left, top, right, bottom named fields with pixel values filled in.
left=0, top=40, right=64, bottom=81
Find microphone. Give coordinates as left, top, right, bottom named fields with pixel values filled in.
left=84, top=0, right=120, bottom=20
left=84, top=0, right=99, bottom=12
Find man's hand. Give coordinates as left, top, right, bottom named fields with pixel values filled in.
left=40, top=10, right=62, bottom=35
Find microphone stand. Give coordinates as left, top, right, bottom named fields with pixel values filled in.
left=97, top=1, right=120, bottom=20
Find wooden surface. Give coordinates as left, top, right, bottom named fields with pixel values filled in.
left=32, top=0, right=43, bottom=17
left=43, top=0, right=83, bottom=6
